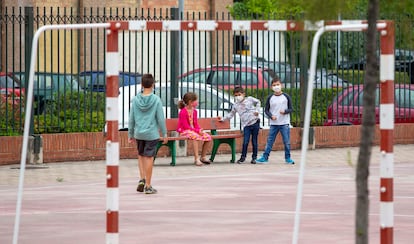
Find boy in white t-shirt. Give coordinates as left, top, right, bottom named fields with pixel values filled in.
left=256, top=78, right=295, bottom=164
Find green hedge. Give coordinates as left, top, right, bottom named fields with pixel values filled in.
left=33, top=92, right=106, bottom=134
left=245, top=88, right=339, bottom=126
left=0, top=97, right=25, bottom=136
left=0, top=87, right=348, bottom=136
left=337, top=70, right=411, bottom=84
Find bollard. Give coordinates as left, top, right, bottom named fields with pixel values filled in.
left=27, top=135, right=43, bottom=164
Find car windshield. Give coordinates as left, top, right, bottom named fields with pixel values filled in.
left=154, top=86, right=227, bottom=110
left=395, top=88, right=414, bottom=108
left=239, top=71, right=259, bottom=86
left=0, top=75, right=19, bottom=88
left=179, top=71, right=209, bottom=84
left=119, top=73, right=142, bottom=86
left=154, top=87, right=170, bottom=107
left=16, top=73, right=79, bottom=91
left=262, top=69, right=277, bottom=86
left=182, top=86, right=225, bottom=111
left=269, top=62, right=290, bottom=73
left=211, top=70, right=237, bottom=86
left=357, top=88, right=380, bottom=106
left=35, top=74, right=79, bottom=90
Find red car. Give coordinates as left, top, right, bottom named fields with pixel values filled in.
left=324, top=84, right=414, bottom=125
left=0, top=72, right=24, bottom=104
left=178, top=65, right=277, bottom=90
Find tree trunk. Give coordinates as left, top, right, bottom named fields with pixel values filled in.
left=355, top=0, right=379, bottom=243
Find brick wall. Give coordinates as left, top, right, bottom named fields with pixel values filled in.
left=1, top=124, right=414, bottom=165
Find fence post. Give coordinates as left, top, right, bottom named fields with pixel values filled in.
left=24, top=7, right=43, bottom=164
left=170, top=7, right=187, bottom=156
left=170, top=7, right=179, bottom=119
left=24, top=7, right=34, bottom=135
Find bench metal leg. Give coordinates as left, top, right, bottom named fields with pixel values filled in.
left=170, top=141, right=177, bottom=166
left=210, top=138, right=237, bottom=163
left=210, top=141, right=219, bottom=162
left=155, top=141, right=177, bottom=166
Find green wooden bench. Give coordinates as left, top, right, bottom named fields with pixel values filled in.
left=155, top=118, right=243, bottom=166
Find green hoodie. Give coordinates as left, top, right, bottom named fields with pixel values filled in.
left=128, top=92, right=167, bottom=141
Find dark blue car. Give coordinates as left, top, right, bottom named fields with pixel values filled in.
left=79, top=71, right=142, bottom=92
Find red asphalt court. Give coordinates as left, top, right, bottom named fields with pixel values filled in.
left=0, top=145, right=413, bottom=244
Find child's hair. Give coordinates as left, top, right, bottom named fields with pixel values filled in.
left=178, top=92, right=197, bottom=109
left=233, top=86, right=245, bottom=95
left=141, top=73, right=155, bottom=88
left=271, top=77, right=282, bottom=85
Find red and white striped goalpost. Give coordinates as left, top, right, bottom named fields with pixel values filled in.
left=101, top=20, right=394, bottom=244
left=14, top=19, right=394, bottom=244
left=379, top=21, right=395, bottom=244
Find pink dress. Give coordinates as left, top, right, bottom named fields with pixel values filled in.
left=176, top=107, right=212, bottom=141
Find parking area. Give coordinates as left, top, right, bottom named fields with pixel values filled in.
left=0, top=145, right=413, bottom=244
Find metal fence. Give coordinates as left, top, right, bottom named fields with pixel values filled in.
left=1, top=7, right=414, bottom=135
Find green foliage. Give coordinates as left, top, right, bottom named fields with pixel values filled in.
left=227, top=0, right=361, bottom=21
left=337, top=70, right=411, bottom=84
left=33, top=92, right=106, bottom=134
left=245, top=87, right=337, bottom=126
left=0, top=95, right=25, bottom=136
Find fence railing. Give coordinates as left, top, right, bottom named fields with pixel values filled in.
left=1, top=7, right=413, bottom=135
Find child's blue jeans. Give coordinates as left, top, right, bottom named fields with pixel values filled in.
left=241, top=119, right=260, bottom=160
left=262, top=124, right=291, bottom=160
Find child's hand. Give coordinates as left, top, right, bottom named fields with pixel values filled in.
left=161, top=137, right=168, bottom=144
left=271, top=115, right=277, bottom=120
left=253, top=112, right=259, bottom=116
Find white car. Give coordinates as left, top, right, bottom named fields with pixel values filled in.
left=118, top=82, right=246, bottom=130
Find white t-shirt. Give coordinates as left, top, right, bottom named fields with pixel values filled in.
left=268, top=94, right=290, bottom=125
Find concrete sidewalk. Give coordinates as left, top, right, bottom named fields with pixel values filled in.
left=0, top=145, right=413, bottom=243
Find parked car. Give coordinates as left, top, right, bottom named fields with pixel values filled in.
left=233, top=59, right=294, bottom=83
left=284, top=70, right=350, bottom=89
left=337, top=58, right=366, bottom=70
left=15, top=72, right=81, bottom=114
left=394, top=49, right=414, bottom=71
left=338, top=49, right=414, bottom=71
left=79, top=71, right=142, bottom=92
left=324, top=84, right=414, bottom=125
left=178, top=65, right=278, bottom=90
left=0, top=72, right=24, bottom=99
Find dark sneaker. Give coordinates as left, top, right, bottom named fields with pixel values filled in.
left=251, top=159, right=256, bottom=164
left=144, top=186, right=158, bottom=194
left=237, top=158, right=246, bottom=164
left=136, top=179, right=145, bottom=192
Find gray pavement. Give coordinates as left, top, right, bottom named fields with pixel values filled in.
left=0, top=145, right=413, bottom=243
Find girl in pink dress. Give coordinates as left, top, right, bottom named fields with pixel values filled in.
left=177, top=92, right=212, bottom=166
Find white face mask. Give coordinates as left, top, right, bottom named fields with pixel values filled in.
left=235, top=95, right=244, bottom=103
left=272, top=85, right=281, bottom=93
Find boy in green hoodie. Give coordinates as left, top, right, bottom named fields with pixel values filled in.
left=128, top=74, right=168, bottom=194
